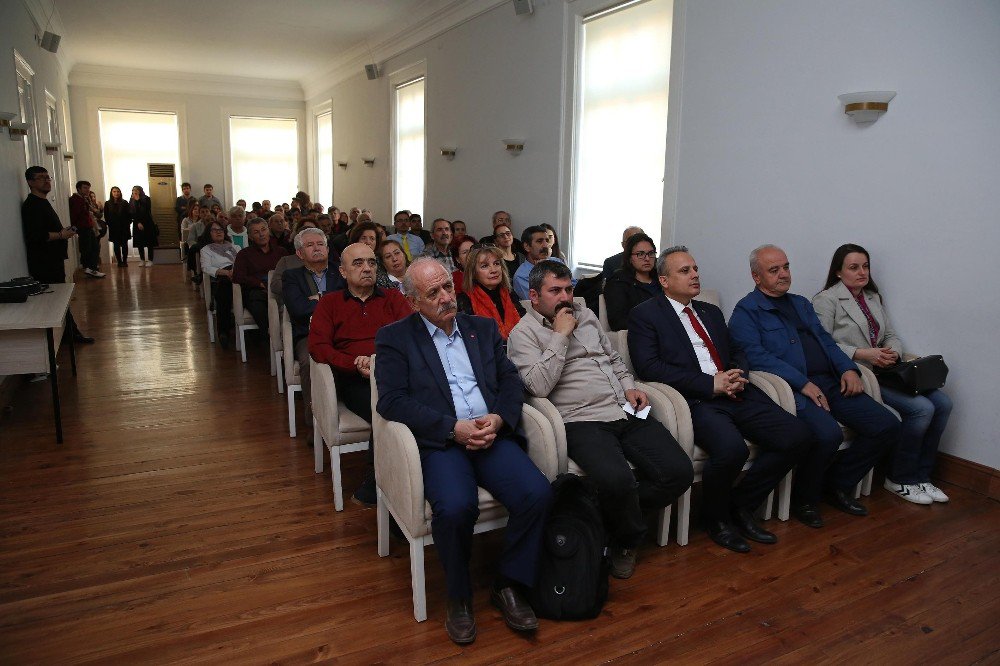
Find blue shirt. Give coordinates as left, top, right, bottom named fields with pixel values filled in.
left=513, top=257, right=571, bottom=301
left=388, top=232, right=425, bottom=259
left=308, top=267, right=327, bottom=294
left=420, top=314, right=489, bottom=421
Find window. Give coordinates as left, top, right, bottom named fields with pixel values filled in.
left=45, top=92, right=61, bottom=202
left=316, top=111, right=333, bottom=208
left=15, top=53, right=39, bottom=171
left=393, top=77, right=425, bottom=216
left=229, top=116, right=298, bottom=206
left=98, top=109, right=181, bottom=200
left=571, top=0, right=672, bottom=267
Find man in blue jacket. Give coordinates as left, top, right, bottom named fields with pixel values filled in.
left=728, top=245, right=899, bottom=528
left=374, top=258, right=551, bottom=645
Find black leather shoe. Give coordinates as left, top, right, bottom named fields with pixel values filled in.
left=490, top=586, right=538, bottom=632
left=791, top=503, right=824, bottom=528
left=446, top=598, right=476, bottom=644
left=73, top=334, right=95, bottom=344
left=609, top=546, right=637, bottom=579
left=826, top=488, right=868, bottom=516
left=706, top=521, right=751, bottom=553
left=732, top=507, right=777, bottom=544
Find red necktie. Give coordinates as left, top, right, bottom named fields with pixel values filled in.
left=683, top=306, right=724, bottom=372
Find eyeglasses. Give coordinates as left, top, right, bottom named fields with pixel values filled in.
left=631, top=250, right=657, bottom=259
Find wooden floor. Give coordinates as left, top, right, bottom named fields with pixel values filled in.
left=1, top=263, right=998, bottom=665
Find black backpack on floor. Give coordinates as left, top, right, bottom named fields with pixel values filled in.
left=530, top=473, right=609, bottom=620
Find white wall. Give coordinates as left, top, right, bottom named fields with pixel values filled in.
left=672, top=0, right=1000, bottom=468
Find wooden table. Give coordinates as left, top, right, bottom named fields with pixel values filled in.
left=0, top=284, right=77, bottom=442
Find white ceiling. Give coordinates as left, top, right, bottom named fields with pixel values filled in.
left=52, top=0, right=430, bottom=84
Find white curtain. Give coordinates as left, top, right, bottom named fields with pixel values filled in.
left=572, top=0, right=672, bottom=267
left=394, top=77, right=425, bottom=216
left=98, top=109, right=181, bottom=200
left=229, top=116, right=298, bottom=206
left=317, top=111, right=333, bottom=209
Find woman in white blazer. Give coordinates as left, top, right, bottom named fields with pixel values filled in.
left=813, top=244, right=952, bottom=506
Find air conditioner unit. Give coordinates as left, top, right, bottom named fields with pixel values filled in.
left=148, top=163, right=182, bottom=263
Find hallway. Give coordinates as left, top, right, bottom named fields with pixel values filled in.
left=1, top=265, right=998, bottom=663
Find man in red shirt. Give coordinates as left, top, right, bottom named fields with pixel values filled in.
left=309, top=242, right=410, bottom=503
left=69, top=180, right=104, bottom=278
left=233, top=218, right=288, bottom=336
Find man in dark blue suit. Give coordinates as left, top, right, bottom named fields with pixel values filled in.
left=374, top=258, right=552, bottom=645
left=629, top=247, right=811, bottom=552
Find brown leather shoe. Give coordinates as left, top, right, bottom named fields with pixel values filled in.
left=445, top=598, right=476, bottom=644
left=490, top=586, right=538, bottom=632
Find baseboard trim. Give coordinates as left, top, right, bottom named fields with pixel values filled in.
left=934, top=452, right=1000, bottom=501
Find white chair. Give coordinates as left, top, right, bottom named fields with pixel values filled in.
left=370, top=356, right=559, bottom=622
left=231, top=282, right=260, bottom=363
left=281, top=314, right=302, bottom=436
left=598, top=293, right=610, bottom=330
left=202, top=273, right=216, bottom=343
left=266, top=270, right=284, bottom=391
left=310, top=358, right=371, bottom=511
left=695, top=288, right=721, bottom=308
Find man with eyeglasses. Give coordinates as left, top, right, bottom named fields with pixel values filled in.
left=388, top=209, right=424, bottom=261
left=309, top=242, right=410, bottom=504
left=21, top=166, right=94, bottom=343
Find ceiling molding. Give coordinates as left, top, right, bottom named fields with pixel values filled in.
left=68, top=64, right=305, bottom=102
left=301, top=0, right=507, bottom=100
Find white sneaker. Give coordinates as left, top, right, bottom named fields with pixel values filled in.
left=883, top=478, right=933, bottom=505
left=93, top=269, right=106, bottom=277
left=920, top=482, right=950, bottom=503
left=147, top=260, right=155, bottom=267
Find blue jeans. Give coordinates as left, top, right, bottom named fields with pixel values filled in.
left=879, top=386, right=952, bottom=484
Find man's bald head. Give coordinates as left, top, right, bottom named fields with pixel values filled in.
left=339, top=242, right=378, bottom=291
left=622, top=226, right=644, bottom=246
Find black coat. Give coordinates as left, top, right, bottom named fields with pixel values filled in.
left=104, top=200, right=131, bottom=244
left=603, top=268, right=658, bottom=331
left=130, top=196, right=157, bottom=247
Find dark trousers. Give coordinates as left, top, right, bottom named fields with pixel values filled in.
left=242, top=287, right=268, bottom=334
left=420, top=439, right=552, bottom=601
left=138, top=245, right=155, bottom=261
left=691, top=384, right=811, bottom=522
left=294, top=337, right=314, bottom=426
left=211, top=276, right=235, bottom=332
left=113, top=242, right=128, bottom=265
left=792, top=373, right=900, bottom=503
left=335, top=372, right=373, bottom=424
left=78, top=230, right=99, bottom=271
left=564, top=415, right=694, bottom=548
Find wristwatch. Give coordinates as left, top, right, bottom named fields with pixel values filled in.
left=448, top=427, right=457, bottom=442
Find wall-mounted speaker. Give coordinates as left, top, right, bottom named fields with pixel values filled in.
left=513, top=0, right=534, bottom=16
left=40, top=31, right=61, bottom=53
left=365, top=64, right=380, bottom=80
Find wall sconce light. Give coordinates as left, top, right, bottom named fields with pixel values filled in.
left=44, top=141, right=61, bottom=155
left=337, top=160, right=348, bottom=169
left=362, top=157, right=375, bottom=167
left=0, top=111, right=16, bottom=133
left=8, top=121, right=30, bottom=141
left=502, top=139, right=524, bottom=154
left=838, top=91, right=896, bottom=124
left=440, top=147, right=457, bottom=160
left=63, top=151, right=74, bottom=161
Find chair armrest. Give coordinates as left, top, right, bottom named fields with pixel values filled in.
left=524, top=396, right=568, bottom=474
left=232, top=281, right=243, bottom=315
left=520, top=403, right=558, bottom=481
left=373, top=416, right=427, bottom=538
left=310, top=358, right=343, bottom=443
left=636, top=381, right=694, bottom=457
left=749, top=370, right=796, bottom=414
left=857, top=364, right=883, bottom=403
left=267, top=271, right=282, bottom=352
left=282, top=315, right=296, bottom=382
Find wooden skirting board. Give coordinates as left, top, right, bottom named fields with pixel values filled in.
left=935, top=452, right=1000, bottom=501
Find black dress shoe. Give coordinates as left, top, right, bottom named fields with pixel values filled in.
left=445, top=598, right=476, bottom=645
left=706, top=520, right=751, bottom=553
left=791, top=503, right=824, bottom=528
left=73, top=334, right=95, bottom=344
left=490, top=586, right=539, bottom=632
left=732, top=506, right=777, bottom=544
left=826, top=488, right=868, bottom=516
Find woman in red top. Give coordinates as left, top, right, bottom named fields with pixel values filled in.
left=456, top=244, right=525, bottom=342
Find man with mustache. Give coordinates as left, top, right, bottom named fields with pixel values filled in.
left=512, top=225, right=569, bottom=300
left=507, top=260, right=693, bottom=579
left=729, top=245, right=899, bottom=527
left=628, top=246, right=811, bottom=552
left=309, top=242, right=409, bottom=502
left=374, top=258, right=552, bottom=645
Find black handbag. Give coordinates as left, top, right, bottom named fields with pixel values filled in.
left=873, top=355, right=948, bottom=396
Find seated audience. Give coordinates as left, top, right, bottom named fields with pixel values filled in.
left=603, top=233, right=660, bottom=331
left=601, top=226, right=645, bottom=281
left=233, top=218, right=289, bottom=335
left=456, top=244, right=525, bottom=342
left=421, top=218, right=456, bottom=271
left=507, top=260, right=693, bottom=578
left=513, top=225, right=568, bottom=300
left=451, top=220, right=469, bottom=243
left=282, top=228, right=345, bottom=439
left=350, top=221, right=394, bottom=289
left=410, top=213, right=431, bottom=244
left=479, top=210, right=512, bottom=245
left=269, top=213, right=294, bottom=252
left=729, top=245, right=900, bottom=527
left=227, top=206, right=249, bottom=249
left=492, top=222, right=524, bottom=279
left=450, top=237, right=476, bottom=293
left=210, top=202, right=223, bottom=219
left=813, top=243, right=951, bottom=505
left=374, top=258, right=552, bottom=645
left=629, top=247, right=811, bottom=552
left=379, top=239, right=409, bottom=289
left=311, top=243, right=410, bottom=503
left=540, top=223, right=566, bottom=261
left=388, top=209, right=425, bottom=260
left=200, top=221, right=240, bottom=348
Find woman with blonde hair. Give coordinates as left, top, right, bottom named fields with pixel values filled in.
left=456, top=244, right=525, bottom=341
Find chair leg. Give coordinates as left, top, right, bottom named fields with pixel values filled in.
left=862, top=468, right=873, bottom=496
left=235, top=325, right=242, bottom=352
left=207, top=311, right=216, bottom=343
left=287, top=388, right=297, bottom=437
left=410, top=537, right=428, bottom=622
left=377, top=490, right=390, bottom=557
left=656, top=505, right=671, bottom=546
left=331, top=445, right=344, bottom=512
left=778, top=470, right=793, bottom=521
left=762, top=490, right=774, bottom=521
left=239, top=328, right=248, bottom=363
left=677, top=487, right=692, bottom=546
left=313, top=419, right=323, bottom=473
left=276, top=352, right=285, bottom=394
left=269, top=346, right=276, bottom=376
